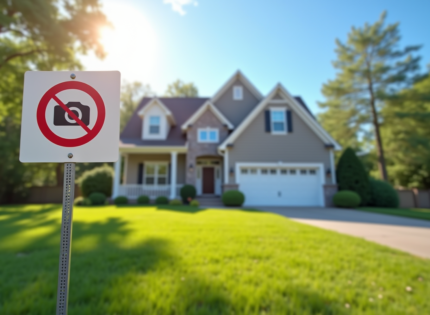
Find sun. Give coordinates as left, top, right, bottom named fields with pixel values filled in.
left=86, top=3, right=158, bottom=83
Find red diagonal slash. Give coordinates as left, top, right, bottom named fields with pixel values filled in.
left=52, top=95, right=91, bottom=134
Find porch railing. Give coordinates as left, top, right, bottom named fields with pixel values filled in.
left=118, top=184, right=184, bottom=199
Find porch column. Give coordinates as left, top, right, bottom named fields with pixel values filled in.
left=224, top=149, right=229, bottom=184
left=170, top=151, right=178, bottom=199
left=113, top=153, right=122, bottom=198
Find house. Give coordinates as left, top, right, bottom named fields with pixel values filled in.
left=113, top=71, right=341, bottom=207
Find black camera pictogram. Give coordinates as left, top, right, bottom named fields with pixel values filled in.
left=53, top=102, right=90, bottom=126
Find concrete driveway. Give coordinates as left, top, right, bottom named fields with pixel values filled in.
left=259, top=207, right=430, bottom=259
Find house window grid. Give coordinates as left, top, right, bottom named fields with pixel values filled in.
left=270, top=109, right=287, bottom=134
left=144, top=162, right=168, bottom=186
left=198, top=128, right=219, bottom=143
left=149, top=116, right=160, bottom=135
left=233, top=86, right=243, bottom=100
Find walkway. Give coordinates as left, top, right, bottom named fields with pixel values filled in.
left=259, top=207, right=430, bottom=259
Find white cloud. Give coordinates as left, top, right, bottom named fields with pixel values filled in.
left=163, top=0, right=198, bottom=16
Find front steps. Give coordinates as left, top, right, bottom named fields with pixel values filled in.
left=195, top=196, right=224, bottom=207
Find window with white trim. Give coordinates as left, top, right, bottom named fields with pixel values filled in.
left=144, top=163, right=168, bottom=185
left=198, top=128, right=219, bottom=143
left=233, top=86, right=243, bottom=100
left=271, top=109, right=286, bottom=133
left=149, top=116, right=160, bottom=135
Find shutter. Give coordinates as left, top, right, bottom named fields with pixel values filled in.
left=265, top=110, right=271, bottom=132
left=138, top=163, right=144, bottom=184
left=168, top=163, right=171, bottom=184
left=286, top=110, right=293, bottom=133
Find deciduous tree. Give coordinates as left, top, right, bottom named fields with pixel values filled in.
left=164, top=79, right=198, bottom=97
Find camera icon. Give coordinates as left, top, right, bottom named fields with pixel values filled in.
left=53, top=102, right=90, bottom=126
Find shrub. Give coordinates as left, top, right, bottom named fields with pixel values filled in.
left=74, top=196, right=91, bottom=206
left=137, top=195, right=150, bottom=204
left=190, top=199, right=200, bottom=207
left=222, top=190, right=245, bottom=207
left=333, top=190, right=361, bottom=208
left=169, top=199, right=182, bottom=205
left=155, top=196, right=169, bottom=205
left=114, top=196, right=128, bottom=205
left=368, top=178, right=399, bottom=208
left=88, top=192, right=107, bottom=205
left=180, top=185, right=196, bottom=203
left=336, top=148, right=370, bottom=205
left=79, top=165, right=114, bottom=197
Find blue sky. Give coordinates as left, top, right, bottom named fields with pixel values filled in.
left=82, top=0, right=430, bottom=114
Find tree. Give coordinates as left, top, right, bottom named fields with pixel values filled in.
left=164, top=79, right=198, bottom=97
left=0, top=0, right=109, bottom=202
left=336, top=148, right=370, bottom=205
left=381, top=72, right=430, bottom=188
left=318, top=11, right=422, bottom=181
left=120, top=81, right=152, bottom=131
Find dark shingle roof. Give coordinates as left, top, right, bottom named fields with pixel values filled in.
left=120, top=97, right=209, bottom=147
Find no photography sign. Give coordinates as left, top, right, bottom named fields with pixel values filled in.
left=20, top=71, right=120, bottom=162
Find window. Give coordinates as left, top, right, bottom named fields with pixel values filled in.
left=300, top=169, right=307, bottom=175
left=144, top=163, right=168, bottom=185
left=198, top=128, right=219, bottom=143
left=289, top=169, right=297, bottom=175
left=250, top=168, right=257, bottom=174
left=261, top=169, right=268, bottom=174
left=149, top=116, right=160, bottom=134
left=270, top=169, right=277, bottom=175
left=241, top=168, right=249, bottom=174
left=233, top=86, right=243, bottom=100
left=280, top=169, right=288, bottom=175
left=271, top=110, right=286, bottom=133
left=309, top=169, right=316, bottom=175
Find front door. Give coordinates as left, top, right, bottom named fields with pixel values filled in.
left=202, top=167, right=215, bottom=194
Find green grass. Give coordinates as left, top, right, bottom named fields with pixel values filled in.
left=0, top=204, right=429, bottom=315
left=358, top=207, right=430, bottom=221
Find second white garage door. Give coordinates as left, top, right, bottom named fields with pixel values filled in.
left=237, top=163, right=324, bottom=207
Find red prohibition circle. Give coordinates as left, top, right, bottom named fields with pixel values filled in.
left=37, top=81, right=106, bottom=147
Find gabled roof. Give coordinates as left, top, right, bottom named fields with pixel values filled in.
left=137, top=97, right=176, bottom=125
left=121, top=97, right=208, bottom=147
left=181, top=101, right=234, bottom=131
left=219, top=83, right=342, bottom=151
left=211, top=70, right=263, bottom=103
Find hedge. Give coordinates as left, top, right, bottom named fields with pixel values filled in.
left=368, top=178, right=399, bottom=208
left=88, top=192, right=107, bottom=205
left=79, top=165, right=114, bottom=197
left=155, top=196, right=169, bottom=205
left=180, top=185, right=196, bottom=203
left=137, top=195, right=150, bottom=204
left=114, top=196, right=128, bottom=205
left=222, top=190, right=245, bottom=207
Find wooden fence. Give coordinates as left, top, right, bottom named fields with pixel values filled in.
left=396, top=189, right=430, bottom=208
left=26, top=185, right=81, bottom=204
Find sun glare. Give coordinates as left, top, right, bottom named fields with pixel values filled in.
left=85, top=3, right=158, bottom=83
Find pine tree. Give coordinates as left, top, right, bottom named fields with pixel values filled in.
left=336, top=148, right=370, bottom=205
left=319, top=11, right=422, bottom=181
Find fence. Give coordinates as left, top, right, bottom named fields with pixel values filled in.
left=396, top=189, right=430, bottom=208
left=26, top=185, right=81, bottom=204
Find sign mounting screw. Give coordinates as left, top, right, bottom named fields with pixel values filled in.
left=70, top=73, right=76, bottom=80
left=68, top=153, right=73, bottom=159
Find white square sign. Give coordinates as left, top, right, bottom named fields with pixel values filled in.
left=20, top=71, right=120, bottom=163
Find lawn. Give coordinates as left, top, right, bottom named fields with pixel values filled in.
left=0, top=205, right=429, bottom=315
left=358, top=207, right=430, bottom=221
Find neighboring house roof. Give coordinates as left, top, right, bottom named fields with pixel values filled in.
left=120, top=97, right=208, bottom=147
left=181, top=101, right=234, bottom=131
left=211, top=70, right=263, bottom=103
left=137, top=98, right=176, bottom=125
left=218, top=83, right=342, bottom=151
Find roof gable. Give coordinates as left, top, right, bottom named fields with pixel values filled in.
left=181, top=101, right=234, bottom=131
left=219, top=84, right=341, bottom=151
left=211, top=70, right=263, bottom=103
left=138, top=98, right=176, bottom=125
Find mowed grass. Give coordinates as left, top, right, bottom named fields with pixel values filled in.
left=0, top=205, right=429, bottom=315
left=358, top=207, right=430, bottom=221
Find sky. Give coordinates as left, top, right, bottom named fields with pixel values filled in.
left=81, top=0, right=430, bottom=114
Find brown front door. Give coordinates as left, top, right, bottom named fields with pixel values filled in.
left=202, top=167, right=215, bottom=194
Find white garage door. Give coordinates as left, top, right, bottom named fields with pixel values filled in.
left=237, top=164, right=324, bottom=206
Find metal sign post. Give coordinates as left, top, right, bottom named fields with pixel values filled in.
left=56, top=163, right=75, bottom=315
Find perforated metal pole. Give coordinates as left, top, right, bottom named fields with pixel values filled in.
left=56, top=163, right=75, bottom=315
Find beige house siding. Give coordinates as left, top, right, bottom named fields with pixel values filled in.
left=213, top=79, right=260, bottom=127
left=186, top=108, right=229, bottom=184
left=227, top=102, right=333, bottom=184
left=125, top=153, right=186, bottom=184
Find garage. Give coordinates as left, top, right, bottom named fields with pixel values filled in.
left=236, top=163, right=325, bottom=206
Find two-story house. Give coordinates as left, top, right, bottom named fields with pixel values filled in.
left=113, top=71, right=341, bottom=207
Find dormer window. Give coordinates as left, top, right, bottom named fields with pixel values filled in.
left=149, top=116, right=160, bottom=134
left=233, top=86, right=243, bottom=100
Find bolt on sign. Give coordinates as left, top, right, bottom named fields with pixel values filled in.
left=19, top=71, right=120, bottom=315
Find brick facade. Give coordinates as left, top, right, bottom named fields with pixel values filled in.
left=185, top=109, right=230, bottom=185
